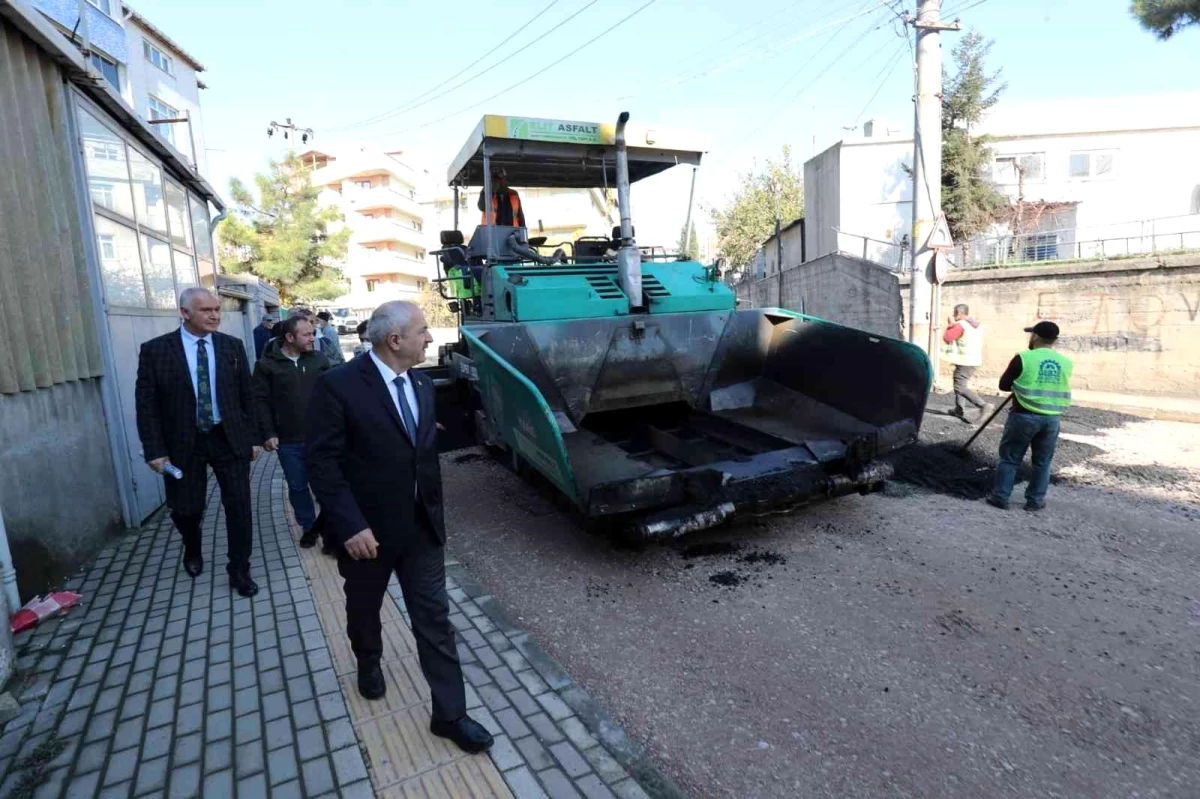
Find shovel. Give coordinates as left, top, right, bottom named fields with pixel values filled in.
left=959, top=394, right=1013, bottom=453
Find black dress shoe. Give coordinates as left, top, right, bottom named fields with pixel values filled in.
left=299, top=528, right=319, bottom=548
left=229, top=571, right=259, bottom=598
left=321, top=538, right=337, bottom=557
left=357, top=664, right=386, bottom=700
left=430, top=715, right=494, bottom=754
left=183, top=554, right=203, bottom=578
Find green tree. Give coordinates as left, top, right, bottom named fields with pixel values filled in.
left=1132, top=0, right=1200, bottom=38
left=677, top=220, right=700, bottom=260
left=940, top=29, right=1008, bottom=242
left=709, top=146, right=803, bottom=268
left=217, top=154, right=350, bottom=303
left=417, top=283, right=457, bottom=328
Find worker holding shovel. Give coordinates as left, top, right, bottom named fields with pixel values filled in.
left=986, top=321, right=1074, bottom=512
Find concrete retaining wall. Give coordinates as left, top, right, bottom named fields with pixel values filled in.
left=901, top=255, right=1200, bottom=397
left=736, top=252, right=904, bottom=339
left=0, top=380, right=123, bottom=599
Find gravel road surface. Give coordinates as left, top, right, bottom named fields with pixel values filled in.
left=442, top=394, right=1200, bottom=798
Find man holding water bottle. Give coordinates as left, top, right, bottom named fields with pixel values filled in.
left=135, top=288, right=262, bottom=597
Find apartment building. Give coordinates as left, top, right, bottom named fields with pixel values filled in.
left=300, top=148, right=435, bottom=315
left=29, top=0, right=209, bottom=174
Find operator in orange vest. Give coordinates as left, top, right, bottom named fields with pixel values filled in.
left=478, top=166, right=526, bottom=228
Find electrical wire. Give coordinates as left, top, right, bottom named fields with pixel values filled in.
left=321, top=0, right=595, bottom=134
left=942, top=0, right=992, bottom=17
left=621, top=0, right=884, bottom=100
left=715, top=4, right=896, bottom=165
left=357, top=0, right=660, bottom=141
left=851, top=41, right=909, bottom=126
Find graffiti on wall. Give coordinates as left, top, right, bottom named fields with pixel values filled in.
left=1036, top=289, right=1198, bottom=353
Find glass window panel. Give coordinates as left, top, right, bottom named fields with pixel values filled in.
left=189, top=195, right=214, bottom=260
left=173, top=250, right=198, bottom=289
left=165, top=179, right=192, bottom=250
left=141, top=235, right=176, bottom=309
left=1069, top=153, right=1090, bottom=178
left=94, top=217, right=146, bottom=307
left=78, top=109, right=135, bottom=220
left=197, top=257, right=216, bottom=289
left=89, top=53, right=120, bottom=90
left=1095, top=153, right=1115, bottom=176
left=128, top=148, right=168, bottom=234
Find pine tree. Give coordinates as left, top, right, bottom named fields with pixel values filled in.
left=940, top=30, right=1008, bottom=242
left=710, top=146, right=804, bottom=268
left=217, top=154, right=351, bottom=303
left=1132, top=0, right=1200, bottom=39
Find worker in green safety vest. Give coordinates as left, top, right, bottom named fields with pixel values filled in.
left=987, top=321, right=1073, bottom=512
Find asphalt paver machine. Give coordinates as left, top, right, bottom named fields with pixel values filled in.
left=427, top=112, right=931, bottom=539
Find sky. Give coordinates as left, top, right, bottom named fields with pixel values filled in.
left=132, top=0, right=1200, bottom=247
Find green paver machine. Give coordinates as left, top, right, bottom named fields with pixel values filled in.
left=426, top=112, right=931, bottom=538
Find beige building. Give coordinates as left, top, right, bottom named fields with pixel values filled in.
left=299, top=148, right=435, bottom=315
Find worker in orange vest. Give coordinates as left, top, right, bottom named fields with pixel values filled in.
left=478, top=166, right=526, bottom=228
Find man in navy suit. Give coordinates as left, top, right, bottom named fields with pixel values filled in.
left=306, top=300, right=492, bottom=754
left=135, top=288, right=261, bottom=597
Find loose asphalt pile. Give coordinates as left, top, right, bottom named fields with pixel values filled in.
left=887, top=392, right=1141, bottom=500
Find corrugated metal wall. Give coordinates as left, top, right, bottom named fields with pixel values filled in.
left=0, top=18, right=103, bottom=394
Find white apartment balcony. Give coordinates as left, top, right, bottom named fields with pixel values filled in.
left=310, top=153, right=421, bottom=193
left=353, top=250, right=430, bottom=279
left=351, top=216, right=427, bottom=249
left=344, top=185, right=423, bottom=218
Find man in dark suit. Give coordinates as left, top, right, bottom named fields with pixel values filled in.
left=136, top=287, right=262, bottom=597
left=306, top=300, right=493, bottom=754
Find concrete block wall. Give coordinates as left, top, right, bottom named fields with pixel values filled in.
left=901, top=255, right=1200, bottom=397
left=736, top=252, right=905, bottom=339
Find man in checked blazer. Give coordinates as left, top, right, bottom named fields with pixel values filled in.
left=306, top=300, right=493, bottom=754
left=135, top=287, right=262, bottom=597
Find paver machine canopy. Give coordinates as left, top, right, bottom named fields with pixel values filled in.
left=428, top=112, right=931, bottom=539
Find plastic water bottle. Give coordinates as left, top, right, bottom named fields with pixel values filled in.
left=163, top=463, right=184, bottom=480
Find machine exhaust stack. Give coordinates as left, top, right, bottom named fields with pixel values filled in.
left=614, top=112, right=643, bottom=308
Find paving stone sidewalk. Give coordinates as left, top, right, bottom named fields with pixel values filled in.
left=0, top=455, right=677, bottom=798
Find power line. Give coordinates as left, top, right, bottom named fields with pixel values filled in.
left=716, top=5, right=896, bottom=164
left=325, top=0, right=562, bottom=133
left=622, top=0, right=883, bottom=100
left=323, top=0, right=600, bottom=135
left=942, top=0, right=992, bottom=17
left=851, top=42, right=909, bottom=126
left=358, top=0, right=660, bottom=141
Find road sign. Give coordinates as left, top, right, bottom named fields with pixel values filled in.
left=926, top=213, right=954, bottom=251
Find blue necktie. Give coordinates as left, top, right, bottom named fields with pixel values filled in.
left=196, top=339, right=214, bottom=432
left=393, top=374, right=417, bottom=445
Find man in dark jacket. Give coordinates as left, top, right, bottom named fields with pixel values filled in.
left=253, top=313, right=276, bottom=360
left=253, top=315, right=330, bottom=545
left=135, top=288, right=261, bottom=596
left=306, top=300, right=493, bottom=754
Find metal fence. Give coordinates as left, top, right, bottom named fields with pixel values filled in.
left=835, top=213, right=1200, bottom=273
left=834, top=229, right=911, bottom=272
left=950, top=223, right=1200, bottom=269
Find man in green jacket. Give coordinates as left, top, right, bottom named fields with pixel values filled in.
left=987, top=321, right=1074, bottom=512
left=253, top=315, right=330, bottom=545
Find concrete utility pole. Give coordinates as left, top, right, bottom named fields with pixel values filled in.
left=906, top=0, right=959, bottom=358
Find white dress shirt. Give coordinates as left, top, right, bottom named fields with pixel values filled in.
left=179, top=326, right=221, bottom=424
left=369, top=350, right=419, bottom=437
